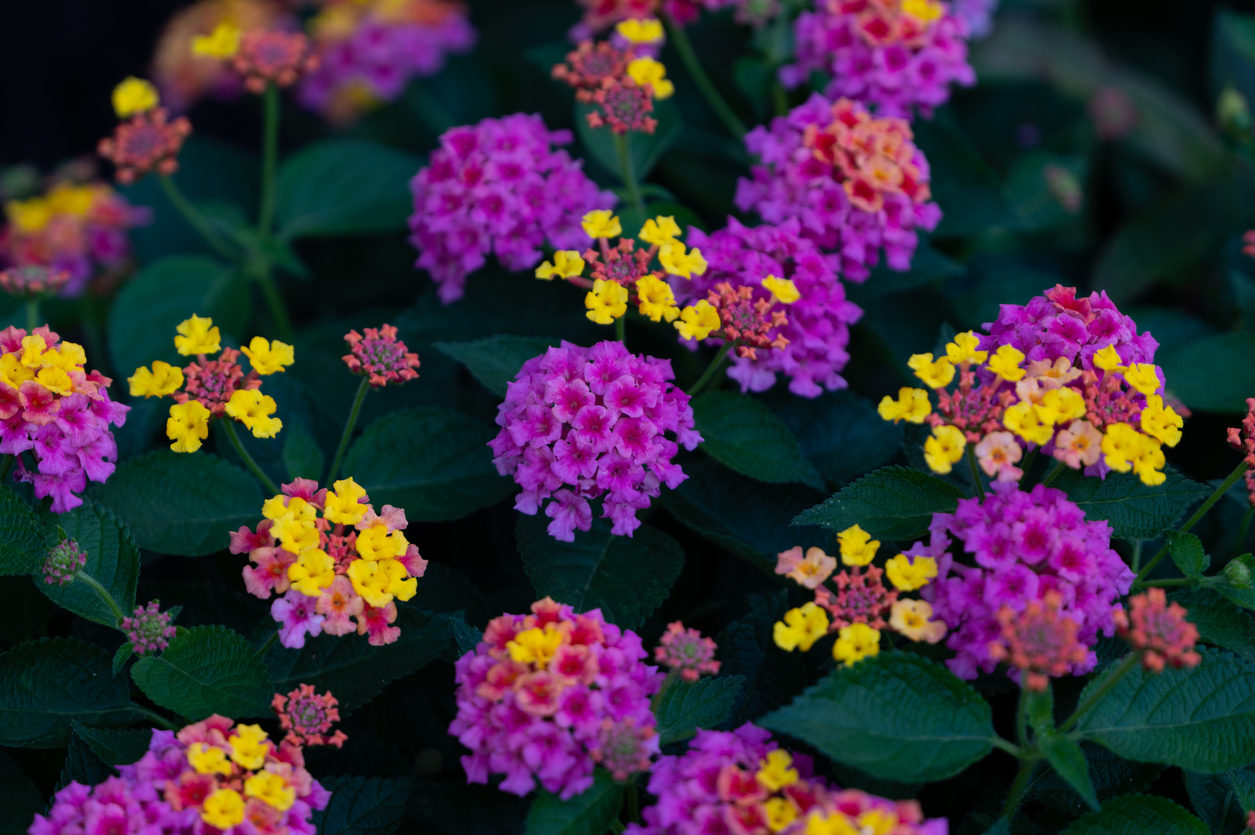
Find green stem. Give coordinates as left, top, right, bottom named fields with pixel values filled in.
left=327, top=377, right=370, bottom=484
left=1059, top=650, right=1143, bottom=734
left=687, top=341, right=733, bottom=397
left=1140, top=577, right=1195, bottom=588
left=0, top=454, right=13, bottom=482
left=966, top=445, right=986, bottom=501
left=158, top=175, right=235, bottom=260
left=254, top=265, right=295, bottom=343
left=1137, top=460, right=1249, bottom=584
left=663, top=13, right=747, bottom=138
left=626, top=777, right=641, bottom=825
left=1015, top=685, right=1030, bottom=748
left=25, top=298, right=38, bottom=332
left=615, top=315, right=626, bottom=345
left=614, top=132, right=645, bottom=214
left=76, top=569, right=126, bottom=626
left=222, top=420, right=280, bottom=495
left=1237, top=506, right=1254, bottom=558
left=259, top=83, right=280, bottom=238
left=772, top=81, right=788, bottom=117
left=1001, top=759, right=1036, bottom=821
left=610, top=821, right=626, bottom=835
left=134, top=705, right=180, bottom=731
left=1130, top=539, right=1143, bottom=573
left=257, top=629, right=281, bottom=657
left=1040, top=459, right=1067, bottom=488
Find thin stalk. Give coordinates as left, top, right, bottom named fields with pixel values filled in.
left=222, top=420, right=280, bottom=495
left=254, top=265, right=295, bottom=343
left=966, top=445, right=986, bottom=501
left=610, top=822, right=626, bottom=835
left=1237, top=506, right=1254, bottom=558
left=1015, top=685, right=1030, bottom=748
left=772, top=82, right=788, bottom=117
left=1040, top=459, right=1067, bottom=488
left=1059, top=651, right=1142, bottom=734
left=327, top=377, right=370, bottom=483
left=663, top=13, right=747, bottom=138
left=0, top=454, right=13, bottom=482
left=25, top=298, right=38, bottom=332
left=1130, top=539, right=1143, bottom=573
left=158, top=175, right=235, bottom=260
left=615, top=314, right=626, bottom=345
left=614, top=132, right=644, bottom=214
left=1137, top=460, right=1249, bottom=584
left=257, top=629, right=281, bottom=657
left=134, top=705, right=180, bottom=731
left=259, top=83, right=280, bottom=237
left=1001, top=759, right=1036, bottom=821
left=76, top=569, right=126, bottom=626
left=1139, top=577, right=1195, bottom=588
left=1020, top=447, right=1039, bottom=479
left=688, top=341, right=733, bottom=397
left=626, top=777, right=641, bottom=825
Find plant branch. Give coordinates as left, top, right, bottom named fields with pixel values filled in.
left=158, top=175, right=235, bottom=260
left=966, top=445, right=986, bottom=501
left=613, top=132, right=644, bottom=214
left=259, top=83, right=280, bottom=238
left=76, top=569, right=126, bottom=626
left=1059, top=650, right=1143, bottom=734
left=133, top=705, right=180, bottom=731
left=222, top=419, right=280, bottom=495
left=327, top=377, right=370, bottom=484
left=1136, top=460, right=1249, bottom=584
left=1001, top=758, right=1037, bottom=821
left=687, top=341, right=733, bottom=397
left=662, top=13, right=747, bottom=138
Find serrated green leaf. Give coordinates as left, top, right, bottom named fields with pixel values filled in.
left=1167, top=531, right=1209, bottom=577
left=768, top=391, right=903, bottom=490
left=1160, top=332, right=1255, bottom=413
left=89, top=450, right=263, bottom=557
left=265, top=608, right=452, bottom=713
left=282, top=419, right=325, bottom=481
left=1076, top=648, right=1255, bottom=772
left=759, top=651, right=996, bottom=783
left=655, top=675, right=745, bottom=745
left=0, top=486, right=45, bottom=576
left=1030, top=742, right=1163, bottom=815
left=56, top=732, right=115, bottom=792
left=575, top=98, right=681, bottom=183
left=1042, top=734, right=1100, bottom=810
left=0, top=637, right=141, bottom=748
left=343, top=407, right=513, bottom=522
left=1173, top=588, right=1255, bottom=664
left=276, top=139, right=422, bottom=239
left=434, top=335, right=562, bottom=397
left=1052, top=468, right=1210, bottom=540
left=1026, top=685, right=1054, bottom=734
left=0, top=749, right=43, bottom=835
left=1062, top=795, right=1208, bottom=834
left=792, top=465, right=966, bottom=541
left=131, top=625, right=272, bottom=721
left=516, top=515, right=683, bottom=629
left=525, top=769, right=624, bottom=835
left=112, top=643, right=133, bottom=676
left=913, top=112, right=1020, bottom=237
left=72, top=722, right=152, bottom=766
left=693, top=392, right=823, bottom=489
left=37, top=501, right=138, bottom=627
left=717, top=592, right=807, bottom=726
left=312, top=775, right=412, bottom=835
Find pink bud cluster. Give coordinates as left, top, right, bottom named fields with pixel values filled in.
left=654, top=621, right=720, bottom=682
left=1114, top=589, right=1201, bottom=673
left=41, top=539, right=86, bottom=585
left=342, top=324, right=420, bottom=388
left=122, top=600, right=178, bottom=656
left=97, top=109, right=192, bottom=185
left=232, top=30, right=320, bottom=94
left=273, top=684, right=348, bottom=748
left=488, top=340, right=702, bottom=541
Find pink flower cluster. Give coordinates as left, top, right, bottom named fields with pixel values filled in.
left=488, top=340, right=701, bottom=541
left=122, top=600, right=178, bottom=655
left=273, top=684, right=348, bottom=748
left=299, top=0, right=476, bottom=124
left=781, top=0, right=975, bottom=119
left=450, top=597, right=663, bottom=799
left=736, top=94, right=942, bottom=281
left=408, top=114, right=616, bottom=303
left=654, top=621, right=720, bottom=681
left=31, top=774, right=195, bottom=835
left=676, top=218, right=863, bottom=397
left=918, top=480, right=1134, bottom=680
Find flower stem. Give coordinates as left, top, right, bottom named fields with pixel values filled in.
left=966, top=445, right=986, bottom=501
left=1130, top=539, right=1143, bottom=573
left=1015, top=685, right=1030, bottom=748
left=134, top=705, right=180, bottom=731
left=253, top=264, right=295, bottom=343
left=688, top=341, right=733, bottom=397
left=1001, top=758, right=1036, bottom=821
left=1237, top=506, right=1254, bottom=558
left=614, top=132, right=645, bottom=214
left=158, top=175, right=235, bottom=260
left=25, top=298, right=39, bottom=332
left=259, top=83, right=280, bottom=238
left=662, top=13, right=747, bottom=138
left=1040, top=459, right=1067, bottom=488
left=76, top=569, right=126, bottom=626
left=257, top=629, right=281, bottom=657
left=615, top=314, right=627, bottom=345
left=327, top=377, right=370, bottom=484
left=610, top=821, right=626, bottom=835
left=1139, top=577, right=1195, bottom=588
left=1136, top=460, right=1249, bottom=585
left=222, top=419, right=280, bottom=495
left=626, top=776, right=641, bottom=825
left=1059, top=650, right=1143, bottom=734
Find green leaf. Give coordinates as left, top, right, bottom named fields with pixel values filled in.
left=1173, top=588, right=1255, bottom=664
left=516, top=515, right=683, bottom=629
left=275, top=139, right=422, bottom=240
left=434, top=335, right=563, bottom=397
left=131, top=626, right=272, bottom=721
left=0, top=637, right=141, bottom=748
left=575, top=98, right=681, bottom=184
left=1062, top=795, right=1208, bottom=835
left=1052, top=468, right=1210, bottom=540
left=89, top=450, right=263, bottom=557
left=758, top=651, right=996, bottom=783
left=1211, top=10, right=1255, bottom=106
left=0, top=486, right=46, bottom=575
left=281, top=419, right=326, bottom=482
left=312, top=775, right=412, bottom=835
left=1042, top=734, right=1100, bottom=811
left=1076, top=648, right=1255, bottom=772
left=655, top=676, right=746, bottom=745
left=693, top=392, right=824, bottom=489
left=36, top=502, right=138, bottom=627
left=792, top=466, right=966, bottom=541
left=106, top=255, right=249, bottom=379
left=525, top=769, right=625, bottom=835
left=912, top=111, right=1020, bottom=237
left=1030, top=742, right=1163, bottom=815
left=56, top=732, right=115, bottom=792
left=0, top=750, right=43, bottom=835
left=112, top=642, right=133, bottom=676
left=72, top=722, right=152, bottom=766
left=1167, top=531, right=1209, bottom=577
left=767, top=391, right=903, bottom=490
left=1025, top=685, right=1055, bottom=734
left=717, top=592, right=807, bottom=725
left=343, top=407, right=513, bottom=523
left=266, top=608, right=452, bottom=713
left=1160, top=332, right=1255, bottom=413
left=853, top=240, right=967, bottom=300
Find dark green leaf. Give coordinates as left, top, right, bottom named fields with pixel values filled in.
left=312, top=775, right=412, bottom=835
left=717, top=592, right=807, bottom=725
left=408, top=780, right=528, bottom=835
left=447, top=613, right=483, bottom=657
left=72, top=722, right=152, bottom=766
left=768, top=391, right=903, bottom=490
left=759, top=651, right=996, bottom=783
left=517, top=515, right=683, bottom=629
left=131, top=625, right=272, bottom=721
left=434, top=335, right=562, bottom=397
left=1030, top=742, right=1163, bottom=815
left=1160, top=332, right=1255, bottom=413
left=1042, top=734, right=1100, bottom=810
left=37, top=502, right=138, bottom=627
left=693, top=392, right=823, bottom=489
left=1052, top=468, right=1210, bottom=540
left=1167, top=531, right=1209, bottom=577
left=854, top=241, right=967, bottom=300
left=655, top=675, right=745, bottom=745
left=276, top=139, right=422, bottom=239
left=793, top=466, right=966, bottom=541
left=407, top=562, right=491, bottom=627
left=913, top=112, right=1020, bottom=237
left=575, top=98, right=681, bottom=183
left=0, top=486, right=46, bottom=576
left=90, top=450, right=263, bottom=557
left=112, top=642, right=132, bottom=676
left=0, top=637, right=140, bottom=748
left=56, top=732, right=115, bottom=792
left=1173, top=588, right=1255, bottom=664
left=525, top=769, right=624, bottom=835
left=282, top=419, right=326, bottom=481
left=1062, top=795, right=1207, bottom=835
left=343, top=407, right=513, bottom=522
left=1026, top=685, right=1054, bottom=734
left=0, top=750, right=43, bottom=835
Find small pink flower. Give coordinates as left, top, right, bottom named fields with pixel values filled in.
left=775, top=545, right=838, bottom=589
left=242, top=547, right=296, bottom=599
left=357, top=601, right=400, bottom=646
left=975, top=431, right=1023, bottom=482
left=653, top=621, right=720, bottom=682
left=316, top=576, right=363, bottom=636
left=272, top=683, right=347, bottom=748
left=121, top=600, right=177, bottom=655
left=272, top=589, right=325, bottom=649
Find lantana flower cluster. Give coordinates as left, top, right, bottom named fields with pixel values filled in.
left=880, top=287, right=1182, bottom=487
left=189, top=23, right=320, bottom=94
left=450, top=597, right=663, bottom=799
left=737, top=94, right=942, bottom=281
left=122, top=600, right=179, bottom=656
left=914, top=480, right=1134, bottom=681
left=98, top=77, right=193, bottom=185
left=654, top=621, right=720, bottom=682
left=0, top=326, right=128, bottom=513
left=1226, top=397, right=1255, bottom=506
left=1114, top=588, right=1201, bottom=673
left=782, top=0, right=976, bottom=118
left=552, top=22, right=675, bottom=135
left=342, top=324, right=421, bottom=388
left=408, top=113, right=616, bottom=303
left=298, top=0, right=476, bottom=124
left=273, top=684, right=349, bottom=748
left=488, top=339, right=701, bottom=541
left=129, top=315, right=292, bottom=453
left=230, top=476, right=428, bottom=648
left=773, top=524, right=947, bottom=667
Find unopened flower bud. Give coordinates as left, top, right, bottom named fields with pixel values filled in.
left=1219, top=86, right=1252, bottom=136
left=42, top=540, right=86, bottom=586
left=1224, top=557, right=1253, bottom=590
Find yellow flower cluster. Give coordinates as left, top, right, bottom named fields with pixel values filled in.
left=5, top=182, right=115, bottom=235
left=111, top=76, right=160, bottom=118
left=188, top=724, right=295, bottom=829
left=0, top=334, right=87, bottom=396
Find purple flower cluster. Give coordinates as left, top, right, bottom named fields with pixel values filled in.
left=408, top=114, right=616, bottom=303
left=30, top=773, right=195, bottom=835
left=122, top=600, right=177, bottom=656
left=675, top=218, right=863, bottom=397
left=489, top=340, right=701, bottom=541
left=952, top=0, right=1000, bottom=39
left=781, top=0, right=976, bottom=119
left=735, top=94, right=942, bottom=281
left=918, top=481, right=1134, bottom=680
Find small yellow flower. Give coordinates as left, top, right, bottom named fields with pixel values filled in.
left=240, top=337, right=295, bottom=376
left=272, top=511, right=319, bottom=554
left=639, top=216, right=681, bottom=247
left=615, top=17, right=664, bottom=43
left=1140, top=395, right=1183, bottom=448
left=837, top=524, right=879, bottom=567
left=856, top=810, right=900, bottom=835
left=112, top=77, right=159, bottom=118
left=323, top=477, right=368, bottom=525
left=761, top=275, right=800, bottom=304
left=226, top=723, right=270, bottom=770
left=907, top=353, right=954, bottom=389
left=1002, top=401, right=1054, bottom=446
left=884, top=553, right=937, bottom=591
left=987, top=345, right=1026, bottom=382
left=347, top=557, right=415, bottom=608
left=128, top=361, right=184, bottom=398
left=877, top=387, right=931, bottom=424
left=288, top=548, right=335, bottom=596
left=756, top=749, right=799, bottom=791
left=582, top=210, right=622, bottom=239
left=945, top=332, right=988, bottom=365
left=535, top=250, right=586, bottom=280
left=46, top=183, right=98, bottom=216
left=627, top=56, right=675, bottom=99
left=244, top=771, right=296, bottom=812
left=1034, top=387, right=1086, bottom=427
left=36, top=367, right=73, bottom=396
left=890, top=599, right=947, bottom=644
left=805, top=812, right=860, bottom=835
left=201, top=788, right=245, bottom=830
left=674, top=300, right=721, bottom=341
left=225, top=389, right=283, bottom=439
left=6, top=198, right=52, bottom=234
left=506, top=623, right=566, bottom=669
left=355, top=523, right=408, bottom=561
left=763, top=798, right=798, bottom=833
left=167, top=401, right=211, bottom=453
left=585, top=279, right=629, bottom=325
left=635, top=275, right=680, bottom=322
left=773, top=602, right=829, bottom=652
left=187, top=742, right=232, bottom=776
left=1123, top=363, right=1161, bottom=396
left=1092, top=345, right=1125, bottom=372
left=833, top=623, right=880, bottom=666
left=923, top=425, right=966, bottom=475
left=901, top=0, right=943, bottom=22
left=174, top=315, right=220, bottom=356
left=1102, top=423, right=1166, bottom=486
left=659, top=242, right=707, bottom=279
left=192, top=22, right=242, bottom=58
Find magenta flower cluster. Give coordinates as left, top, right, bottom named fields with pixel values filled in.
left=488, top=340, right=702, bottom=541
left=918, top=480, right=1134, bottom=680
left=781, top=1, right=975, bottom=119
left=30, top=775, right=195, bottom=835
left=675, top=218, right=863, bottom=397
left=122, top=600, right=177, bottom=656
left=736, top=94, right=942, bottom=282
left=408, top=113, right=616, bottom=303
